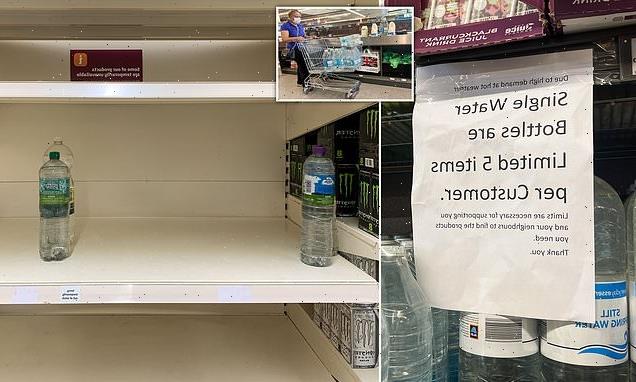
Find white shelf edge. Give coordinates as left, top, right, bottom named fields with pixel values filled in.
left=287, top=303, right=378, bottom=382
left=0, top=81, right=275, bottom=101
left=336, top=217, right=379, bottom=261
left=1, top=283, right=378, bottom=305
left=0, top=217, right=378, bottom=305
left=286, top=195, right=379, bottom=260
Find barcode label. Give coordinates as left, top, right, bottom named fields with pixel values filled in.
left=460, top=313, right=539, bottom=358
left=485, top=316, right=523, bottom=342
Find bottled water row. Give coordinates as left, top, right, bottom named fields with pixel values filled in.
left=382, top=177, right=635, bottom=381
left=321, top=47, right=362, bottom=70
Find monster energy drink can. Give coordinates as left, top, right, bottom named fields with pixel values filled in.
left=359, top=105, right=379, bottom=173
left=340, top=303, right=378, bottom=368
left=336, top=164, right=359, bottom=217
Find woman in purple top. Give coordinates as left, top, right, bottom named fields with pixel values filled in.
left=280, top=9, right=309, bottom=87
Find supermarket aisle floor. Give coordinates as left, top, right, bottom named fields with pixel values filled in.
left=277, top=73, right=412, bottom=101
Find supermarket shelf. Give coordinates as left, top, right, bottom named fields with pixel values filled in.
left=361, top=34, right=412, bottom=46
left=287, top=304, right=378, bottom=382
left=0, top=313, right=334, bottom=382
left=286, top=195, right=379, bottom=260
left=0, top=81, right=275, bottom=102
left=0, top=217, right=377, bottom=304
left=336, top=217, right=379, bottom=261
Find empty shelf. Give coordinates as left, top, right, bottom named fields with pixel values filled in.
left=0, top=217, right=377, bottom=304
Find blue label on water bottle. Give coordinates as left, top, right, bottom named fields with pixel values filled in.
left=303, top=174, right=335, bottom=207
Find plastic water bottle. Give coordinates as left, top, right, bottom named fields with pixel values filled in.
left=39, top=151, right=71, bottom=261
left=43, top=137, right=75, bottom=242
left=541, top=176, right=628, bottom=381
left=335, top=48, right=343, bottom=69
left=381, top=242, right=432, bottom=382
left=381, top=310, right=390, bottom=382
left=322, top=48, right=330, bottom=68
left=624, top=191, right=636, bottom=379
left=379, top=17, right=386, bottom=36
left=300, top=145, right=336, bottom=267
left=431, top=308, right=449, bottom=382
left=393, top=236, right=447, bottom=381
left=447, top=310, right=460, bottom=382
left=460, top=313, right=540, bottom=381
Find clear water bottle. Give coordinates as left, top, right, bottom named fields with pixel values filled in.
left=300, top=145, right=335, bottom=267
left=381, top=242, right=432, bottom=382
left=43, top=137, right=75, bottom=241
left=39, top=151, right=71, bottom=261
left=334, top=48, right=343, bottom=69
left=447, top=310, right=460, bottom=382
left=624, top=191, right=636, bottom=378
left=541, top=176, right=628, bottom=381
left=460, top=313, right=540, bottom=381
left=393, top=236, right=448, bottom=381
left=380, top=16, right=388, bottom=36
left=431, top=308, right=449, bottom=382
left=381, top=310, right=390, bottom=382
left=322, top=48, right=330, bottom=68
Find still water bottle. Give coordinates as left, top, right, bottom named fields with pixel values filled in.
left=394, top=236, right=448, bottom=382
left=447, top=310, right=460, bottom=382
left=381, top=242, right=432, bottom=382
left=459, top=313, right=540, bottom=381
left=43, top=137, right=75, bottom=242
left=541, top=176, right=628, bottom=381
left=300, top=145, right=336, bottom=267
left=625, top=189, right=636, bottom=380
left=39, top=151, right=71, bottom=261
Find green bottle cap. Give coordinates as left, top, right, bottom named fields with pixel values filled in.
left=49, top=151, right=60, bottom=160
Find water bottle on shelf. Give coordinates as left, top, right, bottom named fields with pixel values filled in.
left=542, top=176, right=629, bottom=381
left=43, top=137, right=75, bottom=242
left=300, top=145, right=336, bottom=267
left=381, top=241, right=432, bottom=382
left=381, top=310, right=390, bottom=382
left=624, top=190, right=636, bottom=379
left=39, top=151, right=71, bottom=261
left=447, top=310, right=460, bottom=382
left=388, top=21, right=396, bottom=36
left=460, top=313, right=540, bottom=381
left=380, top=16, right=388, bottom=36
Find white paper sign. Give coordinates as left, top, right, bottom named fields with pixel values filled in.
left=412, top=50, right=595, bottom=322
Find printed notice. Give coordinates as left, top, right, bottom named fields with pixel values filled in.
left=70, top=50, right=143, bottom=81
left=412, top=50, right=595, bottom=321
left=60, top=286, right=81, bottom=303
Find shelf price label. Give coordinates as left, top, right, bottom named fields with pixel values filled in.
left=70, top=50, right=143, bottom=82
left=60, top=286, right=81, bottom=303
left=412, top=50, right=595, bottom=321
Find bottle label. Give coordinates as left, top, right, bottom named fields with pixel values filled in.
left=459, top=313, right=538, bottom=358
left=69, top=177, right=75, bottom=215
left=541, top=281, right=628, bottom=366
left=39, top=177, right=70, bottom=205
left=303, top=174, right=335, bottom=206
left=39, top=177, right=71, bottom=218
left=630, top=281, right=636, bottom=363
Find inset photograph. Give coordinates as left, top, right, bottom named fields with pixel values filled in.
left=276, top=7, right=414, bottom=102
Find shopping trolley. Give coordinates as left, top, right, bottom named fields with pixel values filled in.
left=297, top=36, right=363, bottom=99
